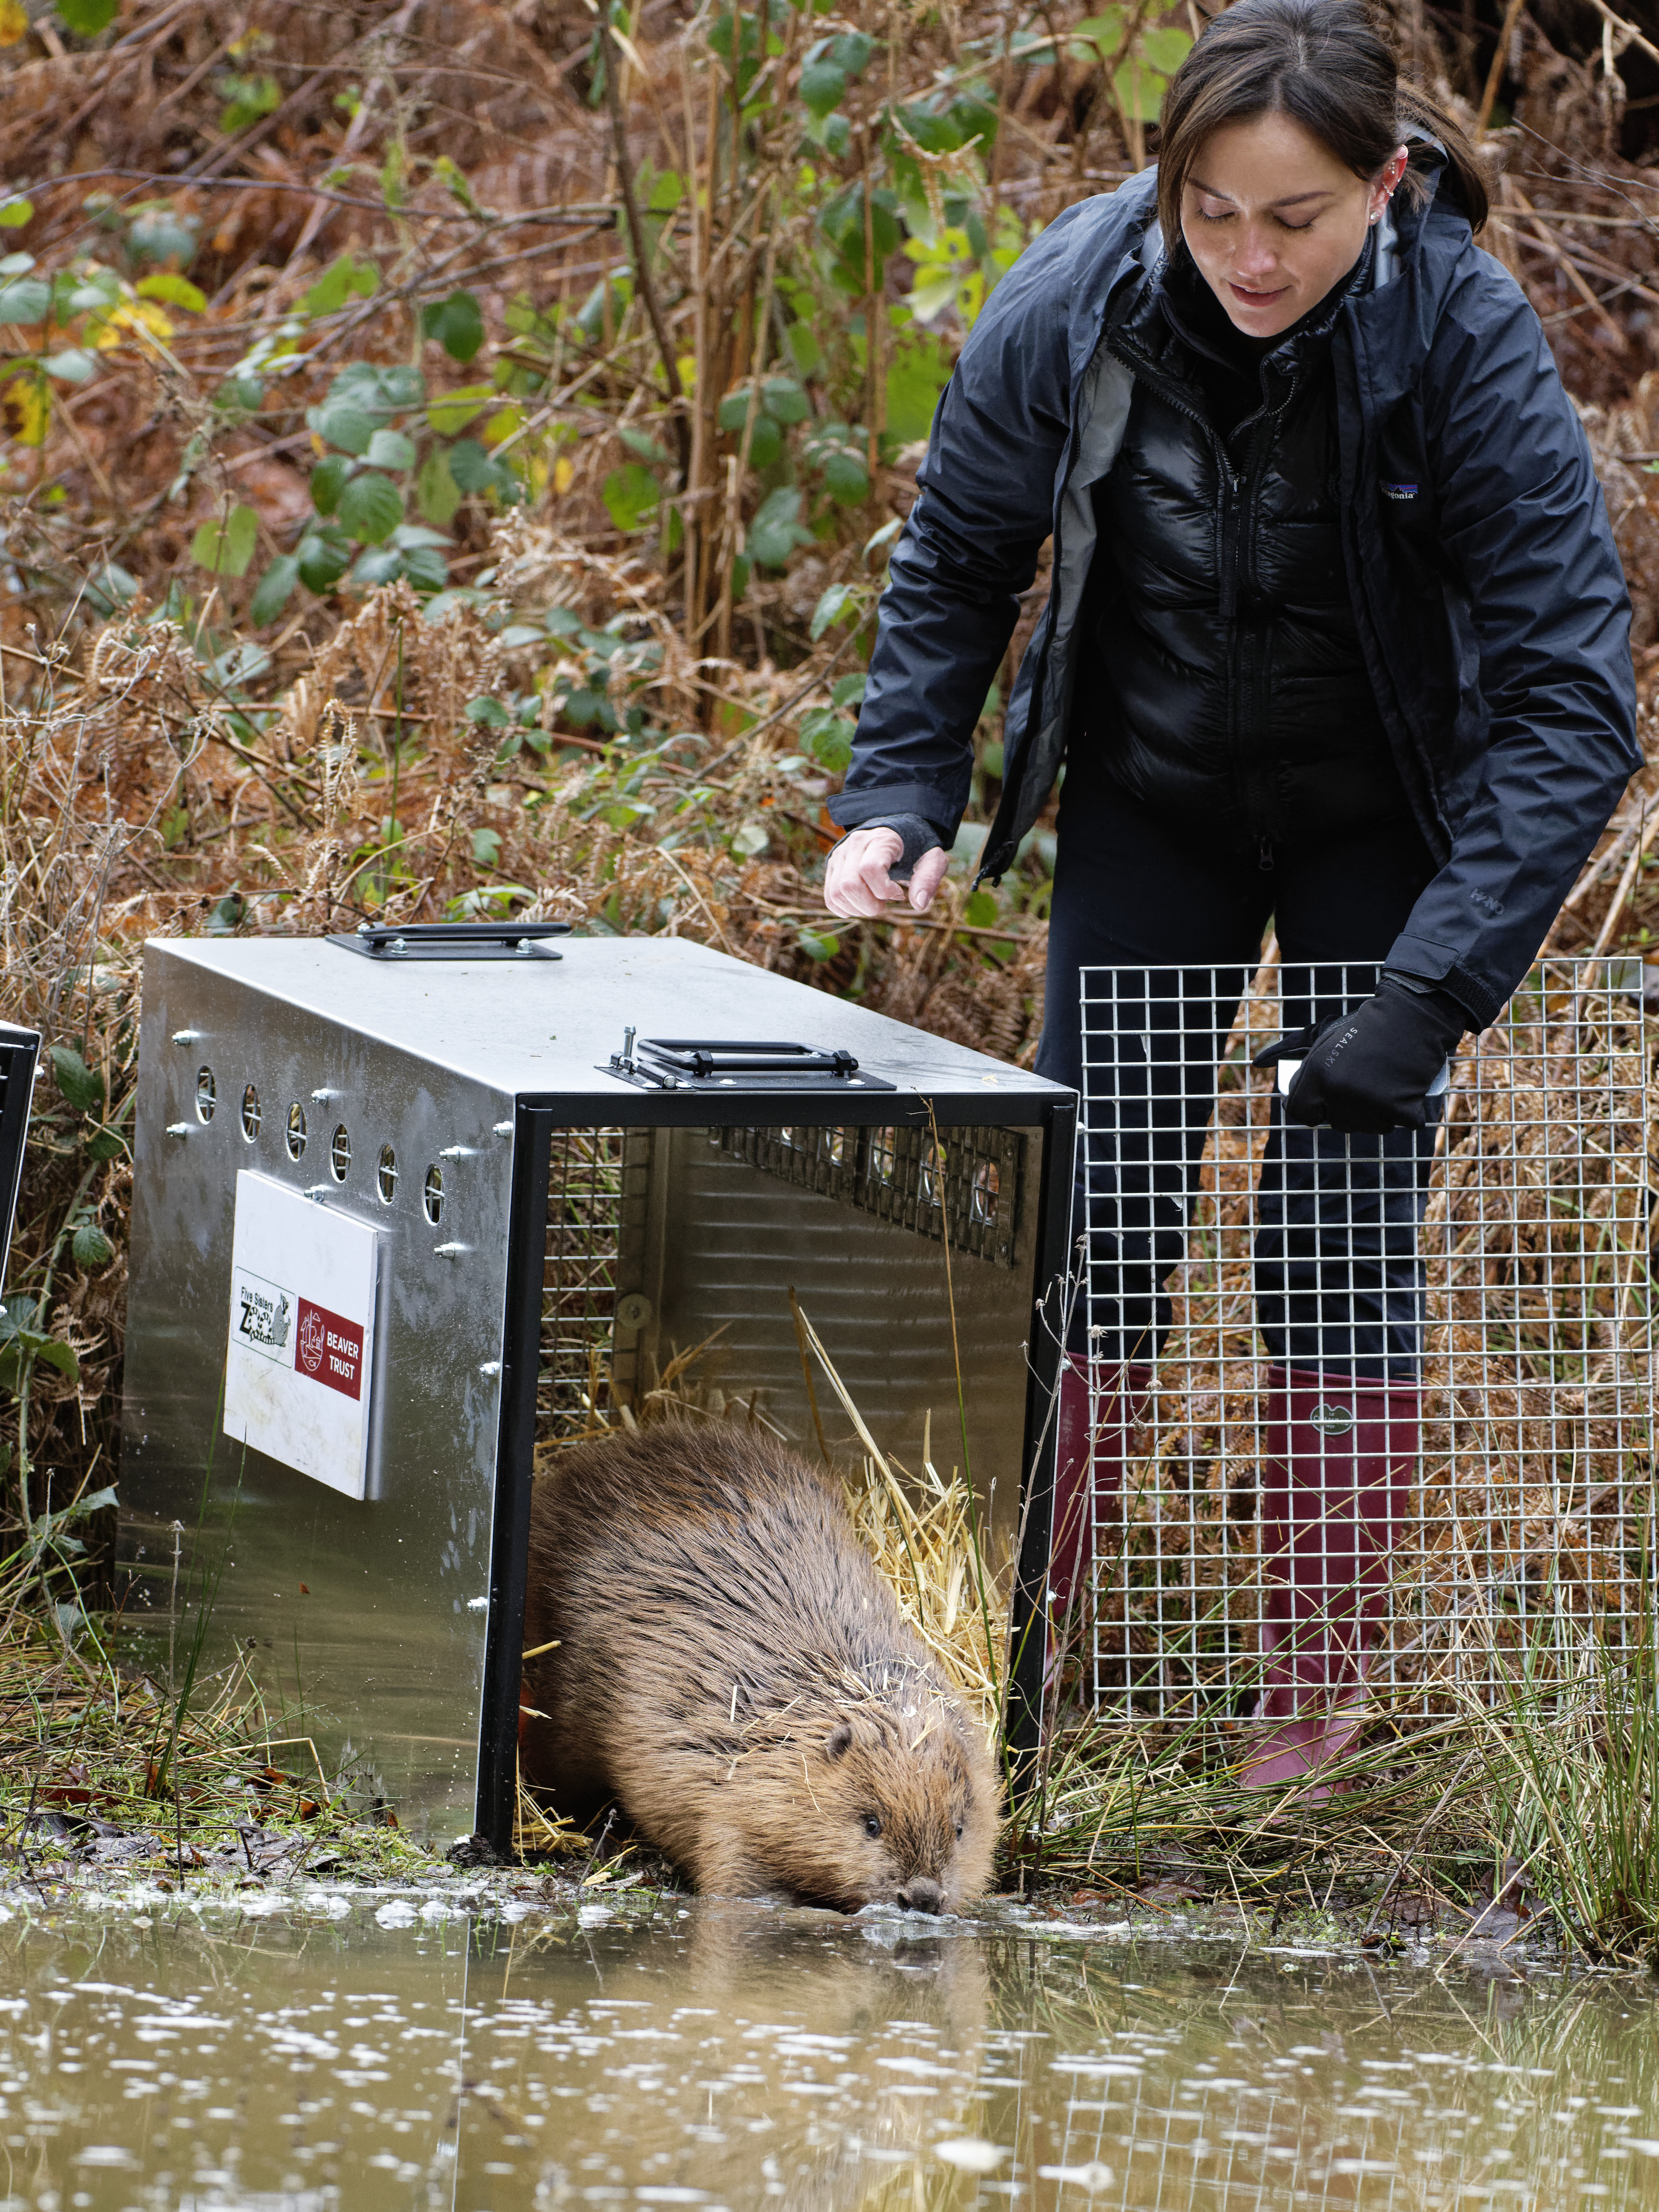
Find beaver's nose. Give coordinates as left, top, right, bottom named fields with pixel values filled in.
left=898, top=1878, right=942, bottom=1914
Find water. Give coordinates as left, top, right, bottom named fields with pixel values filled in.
left=4, top=1893, right=1659, bottom=2210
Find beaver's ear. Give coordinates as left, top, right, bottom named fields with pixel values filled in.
left=823, top=1720, right=854, bottom=1761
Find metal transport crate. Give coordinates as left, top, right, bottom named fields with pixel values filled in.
left=1072, top=954, right=1656, bottom=1724
left=0, top=1020, right=40, bottom=1293
left=119, top=928, right=1075, bottom=1847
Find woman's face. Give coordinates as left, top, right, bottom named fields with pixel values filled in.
left=1180, top=110, right=1408, bottom=338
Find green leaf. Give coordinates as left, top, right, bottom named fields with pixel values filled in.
left=309, top=453, right=351, bottom=516
left=426, top=382, right=494, bottom=437
left=831, top=673, right=867, bottom=707
left=471, top=827, right=502, bottom=868
left=56, top=0, right=117, bottom=32
left=365, top=426, right=417, bottom=471
left=747, top=487, right=813, bottom=569
left=744, top=414, right=783, bottom=470
left=217, top=71, right=280, bottom=134
left=85, top=1128, right=124, bottom=1162
left=311, top=401, right=374, bottom=456
left=964, top=888, right=999, bottom=928
left=296, top=528, right=352, bottom=593
left=416, top=444, right=462, bottom=526
left=810, top=581, right=859, bottom=639
left=796, top=927, right=841, bottom=962
left=829, top=30, right=874, bottom=72
left=799, top=58, right=847, bottom=116
left=1141, top=26, right=1193, bottom=70
left=41, top=348, right=97, bottom=384
left=821, top=446, right=870, bottom=505
left=783, top=322, right=822, bottom=379
left=191, top=503, right=259, bottom=578
left=37, top=1338, right=79, bottom=1383
left=300, top=251, right=379, bottom=317
left=465, top=695, right=510, bottom=727
left=128, top=204, right=199, bottom=268
left=71, top=1223, right=114, bottom=1270
left=885, top=330, right=953, bottom=443
left=760, top=375, right=810, bottom=425
left=0, top=278, right=50, bottom=324
left=401, top=541, right=448, bottom=592
left=336, top=470, right=403, bottom=545
left=422, top=289, right=484, bottom=362
left=447, top=437, right=506, bottom=494
left=0, top=199, right=33, bottom=229
left=602, top=462, right=660, bottom=534
left=49, top=1043, right=102, bottom=1114
left=800, top=707, right=854, bottom=771
left=250, top=554, right=300, bottom=624
left=135, top=271, right=205, bottom=311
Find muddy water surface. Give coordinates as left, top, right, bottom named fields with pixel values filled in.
left=2, top=1896, right=1658, bottom=2210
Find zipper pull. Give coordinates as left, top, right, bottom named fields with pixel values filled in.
left=1259, top=837, right=1274, bottom=872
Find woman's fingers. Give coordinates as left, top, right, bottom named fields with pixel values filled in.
left=824, top=828, right=907, bottom=919
left=907, top=844, right=950, bottom=913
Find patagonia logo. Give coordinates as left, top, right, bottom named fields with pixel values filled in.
left=1310, top=1402, right=1355, bottom=1438
left=1381, top=481, right=1419, bottom=501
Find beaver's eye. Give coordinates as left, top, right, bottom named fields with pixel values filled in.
left=863, top=1814, right=882, bottom=1839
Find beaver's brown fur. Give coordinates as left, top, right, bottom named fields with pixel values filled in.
left=520, top=1422, right=1002, bottom=1913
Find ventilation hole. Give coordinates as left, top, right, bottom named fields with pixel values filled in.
left=194, top=1067, right=216, bottom=1123
left=826, top=1128, right=853, bottom=1168
left=330, top=1124, right=351, bottom=1183
left=285, top=1103, right=307, bottom=1160
left=240, top=1085, right=261, bottom=1143
left=423, top=1164, right=445, bottom=1226
left=377, top=1145, right=398, bottom=1205
left=971, top=1158, right=1000, bottom=1226
left=869, top=1127, right=897, bottom=1183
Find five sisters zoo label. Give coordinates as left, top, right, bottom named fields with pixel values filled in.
left=223, top=1169, right=382, bottom=1500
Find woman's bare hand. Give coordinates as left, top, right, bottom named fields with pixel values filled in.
left=824, top=827, right=951, bottom=919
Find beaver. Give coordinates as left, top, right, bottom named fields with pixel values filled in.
left=520, top=1421, right=1002, bottom=1913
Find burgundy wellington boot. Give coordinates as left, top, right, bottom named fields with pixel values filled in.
left=1241, top=1366, right=1419, bottom=1797
left=1049, top=1357, right=1155, bottom=1629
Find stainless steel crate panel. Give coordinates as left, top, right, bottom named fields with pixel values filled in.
left=0, top=1020, right=39, bottom=1293
left=121, top=935, right=1074, bottom=1844
left=605, top=1125, right=1038, bottom=1564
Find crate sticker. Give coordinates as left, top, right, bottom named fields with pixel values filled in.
left=223, top=1171, right=380, bottom=1500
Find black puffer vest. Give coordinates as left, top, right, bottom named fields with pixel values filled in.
left=1081, top=241, right=1410, bottom=863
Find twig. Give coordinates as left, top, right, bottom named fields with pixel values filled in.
left=604, top=19, right=690, bottom=482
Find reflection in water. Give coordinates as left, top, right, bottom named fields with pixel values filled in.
left=1, top=1899, right=1658, bottom=2208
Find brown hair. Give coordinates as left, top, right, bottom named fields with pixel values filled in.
left=1155, top=0, right=1489, bottom=242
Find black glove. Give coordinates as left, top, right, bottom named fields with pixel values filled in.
left=860, top=812, right=945, bottom=885
left=1253, top=976, right=1466, bottom=1135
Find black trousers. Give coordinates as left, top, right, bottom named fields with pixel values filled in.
left=1032, top=786, right=1441, bottom=1381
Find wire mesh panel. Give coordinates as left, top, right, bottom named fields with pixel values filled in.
left=1070, top=956, right=1656, bottom=1722
left=538, top=1127, right=634, bottom=1444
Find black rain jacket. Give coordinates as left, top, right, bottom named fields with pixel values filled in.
left=828, top=158, right=1638, bottom=1028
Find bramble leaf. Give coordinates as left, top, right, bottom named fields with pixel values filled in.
left=49, top=1044, right=103, bottom=1114
left=191, top=503, right=259, bottom=578
left=336, top=470, right=403, bottom=544
left=422, top=289, right=484, bottom=362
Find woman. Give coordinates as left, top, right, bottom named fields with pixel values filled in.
left=822, top=0, right=1637, bottom=1789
